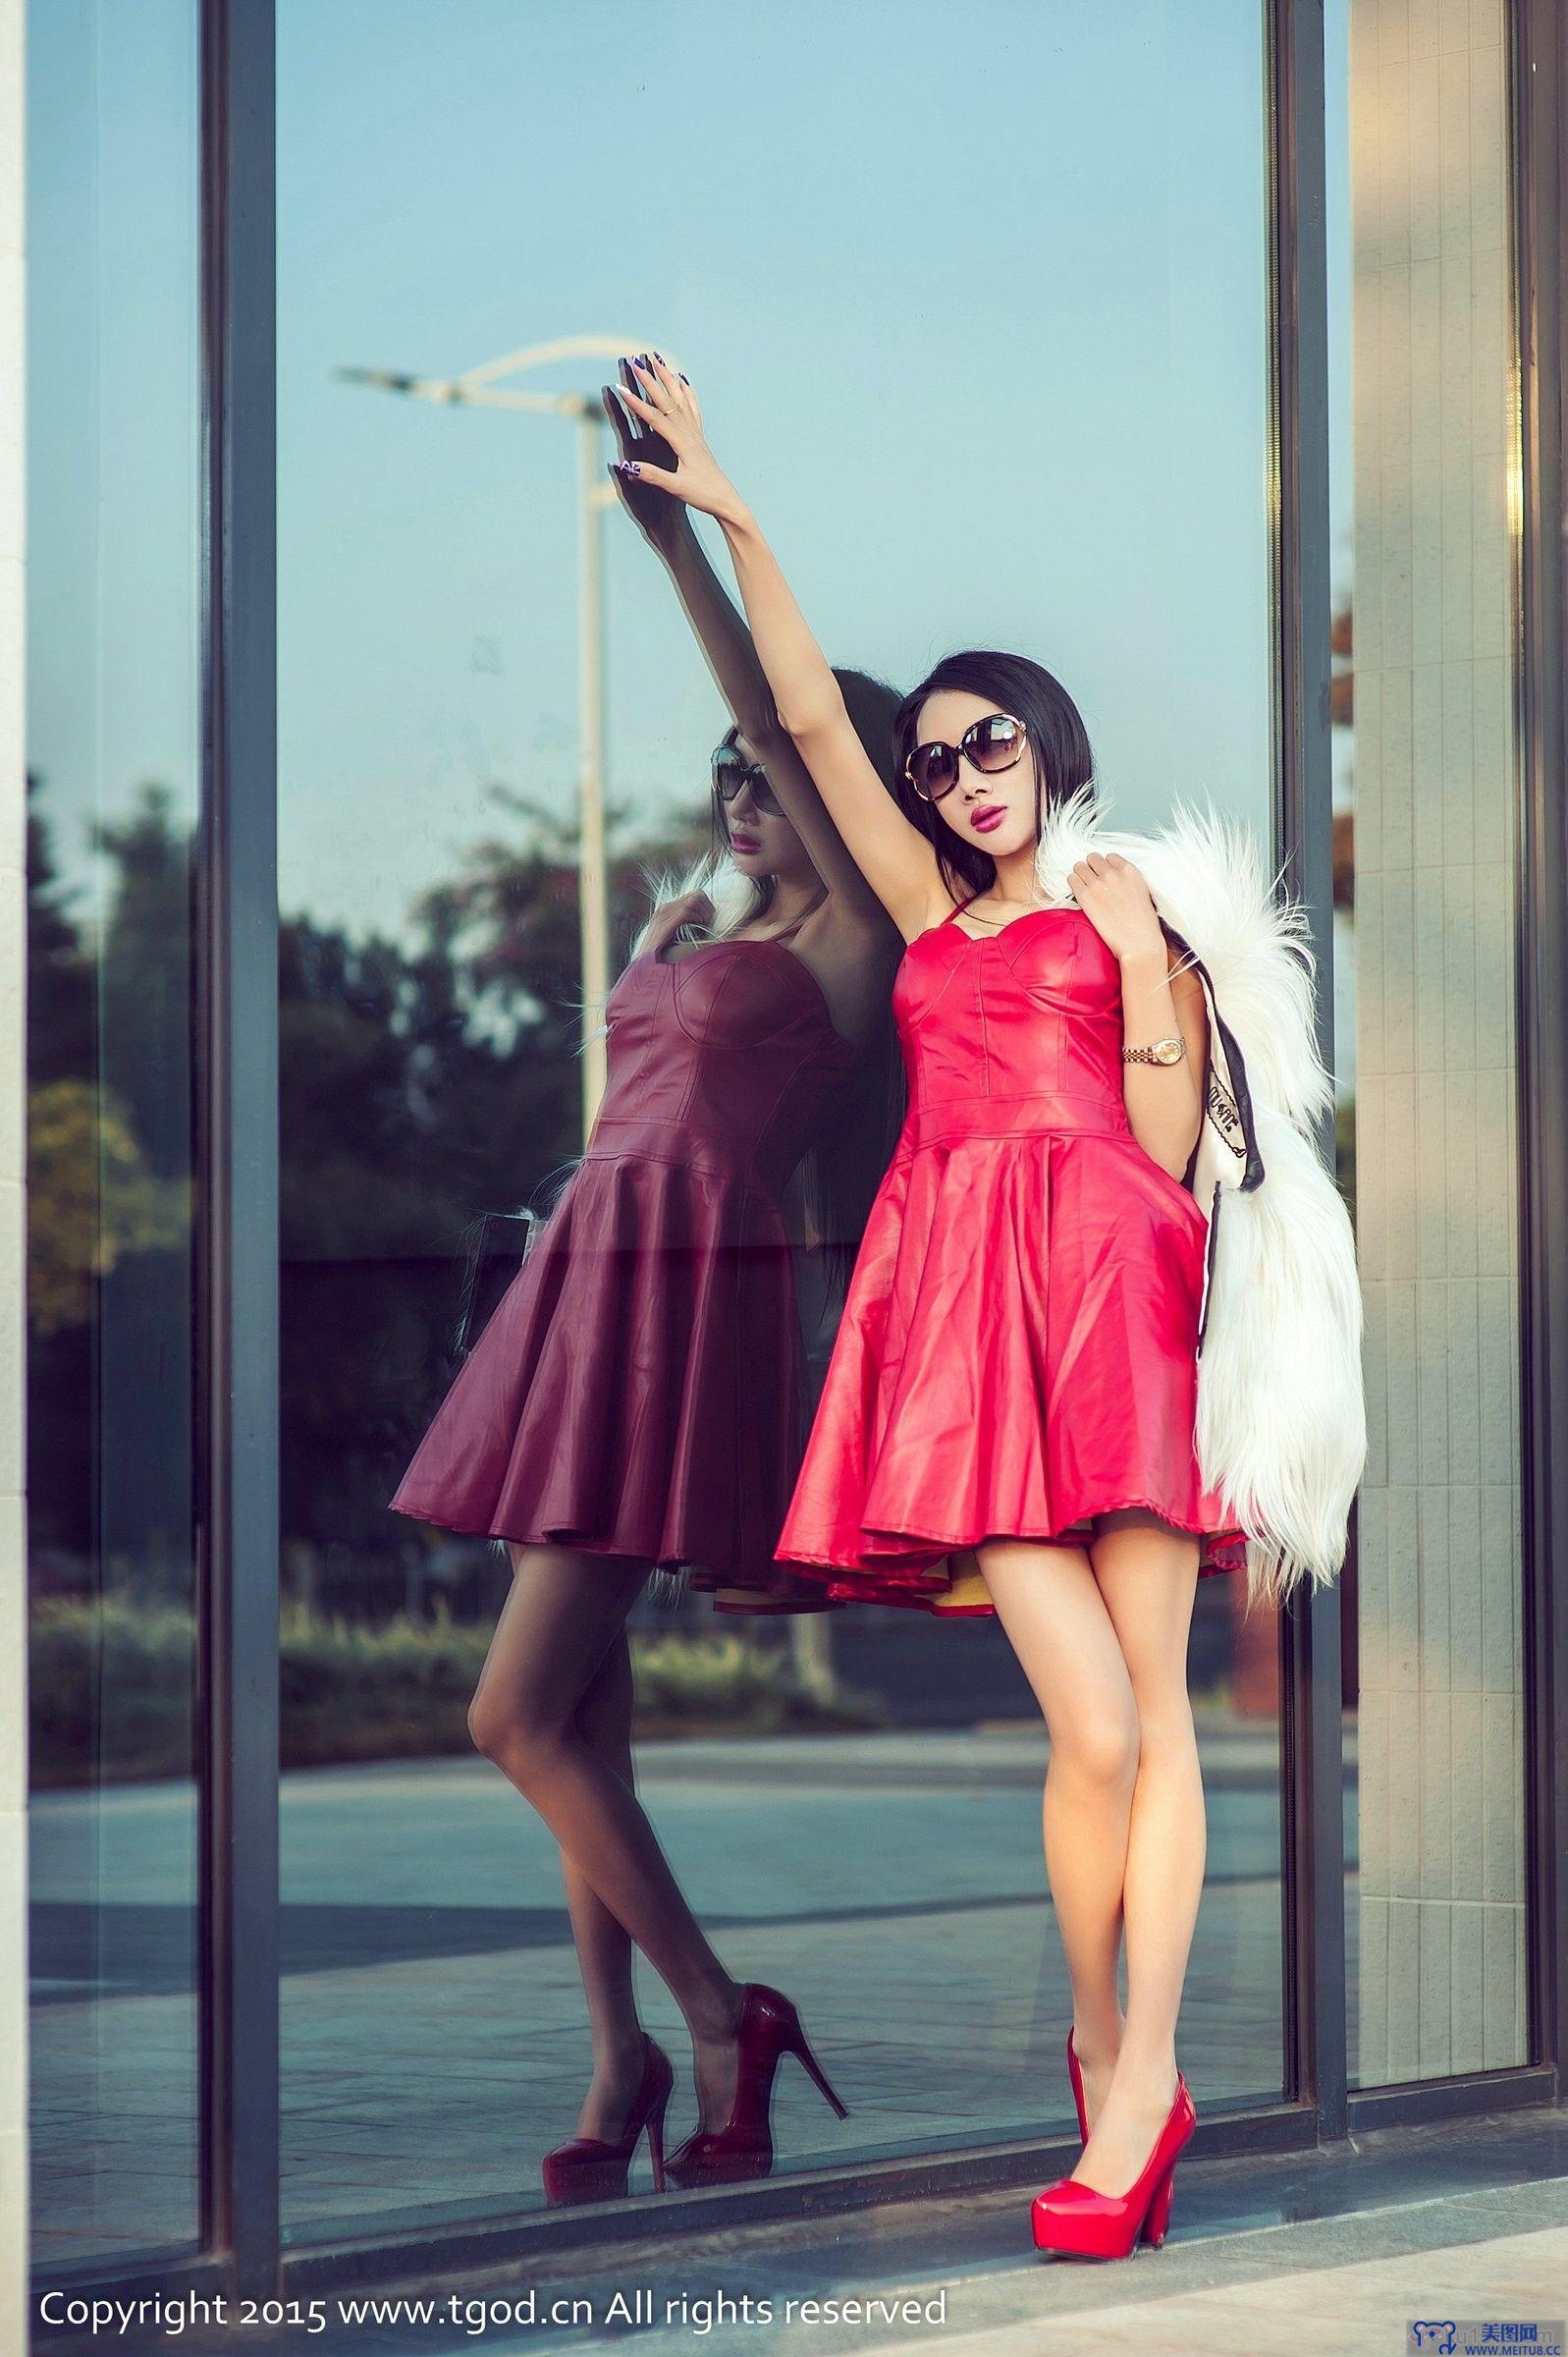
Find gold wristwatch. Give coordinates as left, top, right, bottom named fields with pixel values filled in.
left=1122, top=1034, right=1186, bottom=1067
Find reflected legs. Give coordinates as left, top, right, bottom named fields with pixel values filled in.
left=554, top=1625, right=643, bottom=2138
left=468, top=1544, right=744, bottom=2131
left=979, top=1508, right=1202, bottom=2193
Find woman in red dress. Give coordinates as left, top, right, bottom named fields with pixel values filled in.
left=610, top=351, right=1245, bottom=2255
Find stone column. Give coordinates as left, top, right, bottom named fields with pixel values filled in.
left=1350, top=0, right=1527, bottom=2082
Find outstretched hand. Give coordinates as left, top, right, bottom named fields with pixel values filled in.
left=602, top=355, right=744, bottom=524
left=602, top=359, right=689, bottom=552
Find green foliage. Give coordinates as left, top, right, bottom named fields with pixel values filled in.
left=27, top=1079, right=190, bottom=1335
left=28, top=1596, right=197, bottom=1784
left=630, top=1630, right=887, bottom=1734
left=29, top=1597, right=885, bottom=1785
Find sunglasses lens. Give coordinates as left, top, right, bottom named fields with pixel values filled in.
left=970, top=715, right=1024, bottom=771
left=714, top=758, right=780, bottom=816
left=909, top=744, right=958, bottom=799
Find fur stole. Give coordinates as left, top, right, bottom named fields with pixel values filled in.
left=1034, top=784, right=1366, bottom=1611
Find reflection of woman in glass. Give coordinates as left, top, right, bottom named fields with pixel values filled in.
left=387, top=403, right=903, bottom=2200
left=607, top=354, right=1363, bottom=2260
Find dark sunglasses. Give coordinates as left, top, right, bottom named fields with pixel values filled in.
left=712, top=745, right=784, bottom=818
left=904, top=711, right=1028, bottom=802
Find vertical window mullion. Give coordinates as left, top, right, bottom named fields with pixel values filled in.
left=1269, top=0, right=1349, bottom=2142
left=198, top=0, right=280, bottom=2297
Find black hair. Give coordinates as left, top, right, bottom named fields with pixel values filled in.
left=892, top=649, right=1098, bottom=904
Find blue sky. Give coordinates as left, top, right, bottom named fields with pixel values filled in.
left=29, top=0, right=1353, bottom=946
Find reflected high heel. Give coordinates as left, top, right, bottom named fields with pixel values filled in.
left=540, top=2033, right=674, bottom=2205
left=664, top=1983, right=849, bottom=2188
left=1031, top=2070, right=1196, bottom=2259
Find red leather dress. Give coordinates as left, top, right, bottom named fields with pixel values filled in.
left=389, top=925, right=857, bottom=1609
left=774, top=903, right=1247, bottom=1612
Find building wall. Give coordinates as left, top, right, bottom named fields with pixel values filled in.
left=1351, top=0, right=1528, bottom=2081
left=0, top=0, right=28, bottom=2328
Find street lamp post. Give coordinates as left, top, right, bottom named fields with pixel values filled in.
left=341, top=333, right=656, bottom=1138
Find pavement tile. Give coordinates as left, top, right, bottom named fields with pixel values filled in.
left=868, top=2225, right=1568, bottom=2357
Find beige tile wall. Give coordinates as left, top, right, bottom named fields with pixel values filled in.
left=0, top=0, right=27, bottom=2326
left=1350, top=0, right=1528, bottom=2083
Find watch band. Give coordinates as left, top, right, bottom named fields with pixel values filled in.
left=1122, top=1034, right=1186, bottom=1067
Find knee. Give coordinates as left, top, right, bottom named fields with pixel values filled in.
left=466, top=1687, right=564, bottom=1789
left=465, top=1687, right=502, bottom=1762
left=1127, top=1688, right=1197, bottom=1759
left=1054, top=1705, right=1141, bottom=1793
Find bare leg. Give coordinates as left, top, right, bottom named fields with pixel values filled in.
left=1066, top=1507, right=1202, bottom=2193
left=469, top=1545, right=743, bottom=2124
left=976, top=1537, right=1137, bottom=2137
left=555, top=1627, right=645, bottom=2139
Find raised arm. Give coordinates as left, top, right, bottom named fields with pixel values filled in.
left=609, top=354, right=940, bottom=939
left=603, top=385, right=885, bottom=926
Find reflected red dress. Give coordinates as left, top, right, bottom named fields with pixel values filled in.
left=775, top=903, right=1247, bottom=1613
left=389, top=925, right=857, bottom=1610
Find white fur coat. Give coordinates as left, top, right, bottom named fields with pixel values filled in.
left=1034, top=783, right=1366, bottom=1612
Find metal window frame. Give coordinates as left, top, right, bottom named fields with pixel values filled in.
left=1513, top=0, right=1568, bottom=2102
left=1267, top=0, right=1348, bottom=2149
left=29, top=0, right=1565, bottom=2318
left=194, top=0, right=281, bottom=2301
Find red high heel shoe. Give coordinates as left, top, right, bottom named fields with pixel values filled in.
left=1065, top=2029, right=1089, bottom=2143
left=540, top=2033, right=674, bottom=2205
left=664, top=1984, right=849, bottom=2187
left=1031, top=2070, right=1196, bottom=2258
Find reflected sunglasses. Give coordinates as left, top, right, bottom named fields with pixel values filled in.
left=903, top=711, right=1029, bottom=802
left=712, top=743, right=784, bottom=818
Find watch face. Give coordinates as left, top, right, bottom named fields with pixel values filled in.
left=1155, top=1038, right=1183, bottom=1064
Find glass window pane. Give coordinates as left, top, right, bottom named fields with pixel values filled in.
left=277, top=0, right=1281, bottom=2241
left=26, top=0, right=203, bottom=2266
left=1330, top=0, right=1530, bottom=2086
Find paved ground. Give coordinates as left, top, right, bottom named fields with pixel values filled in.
left=32, top=2114, right=1567, bottom=2355
left=536, top=2196, right=1568, bottom=2357
left=331, top=2111, right=1568, bottom=2356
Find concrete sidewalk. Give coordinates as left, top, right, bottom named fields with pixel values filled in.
left=872, top=2219, right=1566, bottom=2355
left=136, top=2105, right=1567, bottom=2357
left=427, top=2149, right=1568, bottom=2357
